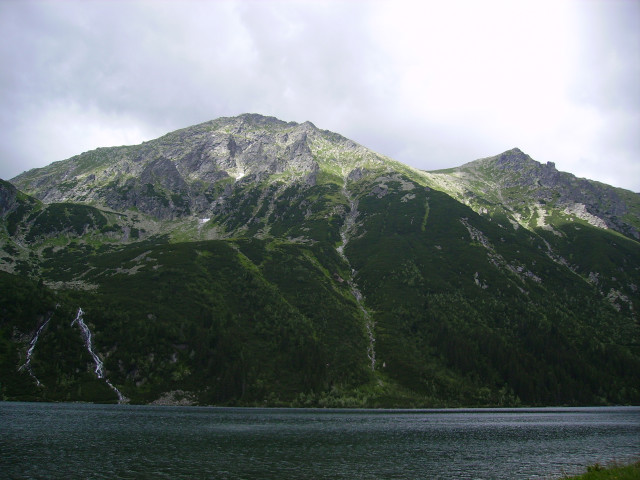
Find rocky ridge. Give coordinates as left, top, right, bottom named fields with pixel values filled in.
left=423, top=148, right=640, bottom=240
left=11, top=114, right=389, bottom=221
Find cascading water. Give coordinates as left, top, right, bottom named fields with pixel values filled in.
left=71, top=308, right=127, bottom=403
left=350, top=282, right=376, bottom=371
left=337, top=181, right=376, bottom=371
left=19, top=314, right=52, bottom=386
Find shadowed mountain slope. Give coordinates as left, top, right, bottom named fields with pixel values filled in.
left=2, top=114, right=639, bottom=407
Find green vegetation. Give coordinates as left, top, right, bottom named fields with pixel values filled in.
left=25, top=203, right=108, bottom=242
left=561, top=461, right=640, bottom=480
left=2, top=171, right=638, bottom=406
left=1, top=116, right=639, bottom=407
left=346, top=183, right=639, bottom=406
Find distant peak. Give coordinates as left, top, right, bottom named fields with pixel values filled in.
left=237, top=113, right=283, bottom=123
left=506, top=147, right=525, bottom=155
left=500, top=147, right=529, bottom=159
left=495, top=148, right=535, bottom=166
left=453, top=148, right=541, bottom=173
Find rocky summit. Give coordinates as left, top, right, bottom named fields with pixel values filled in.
left=11, top=114, right=375, bottom=220
left=1, top=114, right=639, bottom=407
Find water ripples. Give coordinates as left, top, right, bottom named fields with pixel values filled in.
left=2, top=403, right=638, bottom=479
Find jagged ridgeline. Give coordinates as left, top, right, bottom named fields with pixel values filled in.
left=1, top=113, right=639, bottom=407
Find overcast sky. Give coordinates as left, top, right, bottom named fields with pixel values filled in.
left=1, top=0, right=639, bottom=191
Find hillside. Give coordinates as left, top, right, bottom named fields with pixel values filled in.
left=1, top=114, right=639, bottom=407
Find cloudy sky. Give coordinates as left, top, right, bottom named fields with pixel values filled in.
left=1, top=0, right=639, bottom=191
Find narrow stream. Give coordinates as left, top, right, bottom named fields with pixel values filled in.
left=337, top=181, right=376, bottom=371
left=71, top=308, right=127, bottom=403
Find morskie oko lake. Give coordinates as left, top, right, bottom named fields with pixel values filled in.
left=1, top=402, right=638, bottom=479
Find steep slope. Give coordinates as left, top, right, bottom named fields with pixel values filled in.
left=2, top=114, right=639, bottom=407
left=420, top=148, right=640, bottom=320
left=344, top=178, right=639, bottom=404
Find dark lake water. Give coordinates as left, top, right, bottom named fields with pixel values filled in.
left=1, top=403, right=638, bottom=479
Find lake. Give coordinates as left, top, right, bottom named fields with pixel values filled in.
left=1, top=403, right=638, bottom=479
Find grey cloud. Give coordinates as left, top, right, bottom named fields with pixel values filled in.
left=570, top=0, right=640, bottom=112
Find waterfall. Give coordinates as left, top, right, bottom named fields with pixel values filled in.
left=336, top=194, right=359, bottom=258
left=350, top=282, right=376, bottom=371
left=19, top=314, right=52, bottom=386
left=71, top=308, right=127, bottom=403
left=337, top=181, right=376, bottom=371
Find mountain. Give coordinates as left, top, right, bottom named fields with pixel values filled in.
left=2, top=114, right=639, bottom=407
left=11, top=114, right=381, bottom=220
left=424, top=148, right=640, bottom=240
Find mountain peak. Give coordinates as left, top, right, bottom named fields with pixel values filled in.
left=236, top=112, right=292, bottom=126
left=425, top=146, right=640, bottom=240
left=9, top=113, right=389, bottom=218
left=454, top=148, right=535, bottom=172
left=504, top=147, right=526, bottom=155
left=492, top=148, right=558, bottom=172
left=494, top=147, right=534, bottom=167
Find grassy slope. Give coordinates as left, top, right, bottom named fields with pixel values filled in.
left=346, top=175, right=640, bottom=406
left=1, top=234, right=375, bottom=405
